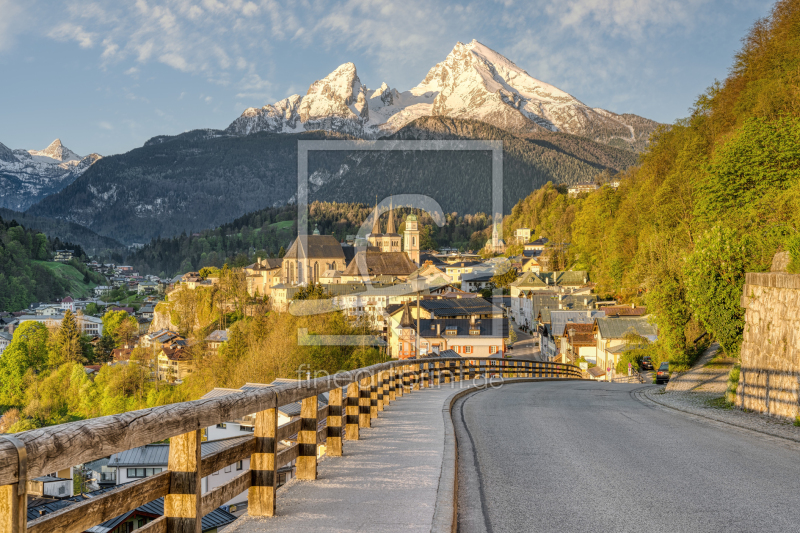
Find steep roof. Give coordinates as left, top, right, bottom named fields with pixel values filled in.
left=342, top=251, right=417, bottom=277
left=550, top=310, right=604, bottom=336
left=418, top=318, right=510, bottom=338
left=387, top=297, right=504, bottom=318
left=596, top=317, right=658, bottom=340
left=602, top=305, right=648, bottom=317
left=400, top=300, right=414, bottom=328
left=284, top=234, right=346, bottom=260
left=109, top=436, right=253, bottom=467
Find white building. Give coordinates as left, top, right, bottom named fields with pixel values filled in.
left=15, top=313, right=103, bottom=336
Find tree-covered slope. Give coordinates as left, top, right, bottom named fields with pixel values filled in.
left=28, top=117, right=635, bottom=245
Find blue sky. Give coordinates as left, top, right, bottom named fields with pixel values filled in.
left=0, top=0, right=774, bottom=157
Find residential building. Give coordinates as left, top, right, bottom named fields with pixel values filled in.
left=205, top=329, right=229, bottom=350
left=461, top=272, right=496, bottom=292
left=15, top=313, right=103, bottom=336
left=392, top=300, right=509, bottom=358
left=94, top=285, right=112, bottom=297
left=53, top=249, right=73, bottom=263
left=547, top=310, right=605, bottom=362
left=0, top=331, right=12, bottom=355
left=594, top=317, right=658, bottom=372
left=137, top=280, right=159, bottom=295
left=60, top=296, right=75, bottom=312
left=568, top=182, right=600, bottom=197
left=602, top=305, right=648, bottom=317
left=524, top=237, right=549, bottom=252
left=156, top=346, right=194, bottom=383
left=84, top=457, right=116, bottom=489
left=515, top=228, right=531, bottom=244
left=444, top=261, right=480, bottom=283
left=245, top=258, right=283, bottom=297
left=138, top=304, right=155, bottom=320
left=387, top=297, right=506, bottom=359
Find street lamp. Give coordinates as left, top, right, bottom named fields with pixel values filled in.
left=568, top=327, right=576, bottom=365
left=408, top=272, right=426, bottom=358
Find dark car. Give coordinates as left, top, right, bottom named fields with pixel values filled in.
left=655, top=362, right=670, bottom=384
left=641, top=356, right=653, bottom=370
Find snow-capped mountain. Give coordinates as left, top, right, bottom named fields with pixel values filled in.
left=227, top=40, right=658, bottom=149
left=0, top=139, right=101, bottom=211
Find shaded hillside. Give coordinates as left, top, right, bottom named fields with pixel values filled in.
left=29, top=118, right=637, bottom=245
left=0, top=208, right=122, bottom=255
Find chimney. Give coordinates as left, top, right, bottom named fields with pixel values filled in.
left=584, top=298, right=588, bottom=306
left=631, top=303, right=635, bottom=309
left=470, top=315, right=476, bottom=325
left=436, top=323, right=441, bottom=335
left=558, top=302, right=562, bottom=310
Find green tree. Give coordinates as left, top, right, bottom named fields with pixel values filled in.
left=684, top=227, right=749, bottom=356
left=54, top=309, right=83, bottom=365
left=0, top=322, right=50, bottom=404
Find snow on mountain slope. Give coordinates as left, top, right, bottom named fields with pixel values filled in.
left=227, top=40, right=659, bottom=149
left=0, top=139, right=101, bottom=211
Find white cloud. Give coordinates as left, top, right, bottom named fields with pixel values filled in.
left=98, top=121, right=114, bottom=130
left=48, top=22, right=96, bottom=48
left=0, top=0, right=27, bottom=52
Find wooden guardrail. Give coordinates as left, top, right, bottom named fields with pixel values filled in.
left=0, top=357, right=581, bottom=533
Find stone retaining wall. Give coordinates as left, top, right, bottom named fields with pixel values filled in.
left=737, top=272, right=800, bottom=419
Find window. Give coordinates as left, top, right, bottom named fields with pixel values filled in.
left=138, top=519, right=147, bottom=528
left=490, top=346, right=497, bottom=354
left=213, top=470, right=219, bottom=476
left=236, top=461, right=243, bottom=471
left=127, top=468, right=161, bottom=478
left=464, top=346, right=472, bottom=354
left=217, top=423, right=227, bottom=429
left=224, top=465, right=231, bottom=473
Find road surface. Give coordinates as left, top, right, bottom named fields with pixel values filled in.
left=455, top=381, right=800, bottom=532
left=507, top=320, right=542, bottom=361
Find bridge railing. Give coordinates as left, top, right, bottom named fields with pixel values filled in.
left=0, top=357, right=581, bottom=532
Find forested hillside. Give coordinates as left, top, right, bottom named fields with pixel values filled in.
left=28, top=116, right=634, bottom=245
left=0, top=208, right=122, bottom=257
left=503, top=0, right=800, bottom=369
left=127, top=201, right=493, bottom=276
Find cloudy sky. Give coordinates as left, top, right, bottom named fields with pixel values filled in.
left=0, top=0, right=773, bottom=156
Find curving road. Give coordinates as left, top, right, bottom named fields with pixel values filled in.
left=455, top=381, right=800, bottom=532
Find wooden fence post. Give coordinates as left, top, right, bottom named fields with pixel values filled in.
left=249, top=406, right=278, bottom=517
left=403, top=364, right=411, bottom=393
left=394, top=367, right=403, bottom=398
left=377, top=372, right=386, bottom=411
left=433, top=361, right=440, bottom=386
left=0, top=484, right=26, bottom=533
left=165, top=429, right=202, bottom=533
left=413, top=363, right=420, bottom=390
left=359, top=377, right=371, bottom=428
left=346, top=381, right=360, bottom=441
left=297, top=396, right=318, bottom=480
left=388, top=368, right=396, bottom=401
left=370, top=374, right=379, bottom=419
left=327, top=387, right=343, bottom=457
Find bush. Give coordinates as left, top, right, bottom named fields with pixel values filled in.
left=725, top=364, right=741, bottom=404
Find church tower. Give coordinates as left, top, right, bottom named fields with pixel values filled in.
left=383, top=199, right=401, bottom=252
left=368, top=197, right=382, bottom=248
left=404, top=214, right=420, bottom=265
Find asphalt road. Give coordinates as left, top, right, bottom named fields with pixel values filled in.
left=455, top=381, right=800, bottom=533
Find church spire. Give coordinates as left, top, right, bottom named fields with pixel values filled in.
left=386, top=198, right=396, bottom=234
left=371, top=196, right=381, bottom=236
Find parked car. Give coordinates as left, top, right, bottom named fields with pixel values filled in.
left=655, top=362, right=670, bottom=384
left=641, top=356, right=653, bottom=370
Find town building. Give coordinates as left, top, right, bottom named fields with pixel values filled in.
left=340, top=250, right=418, bottom=283
left=594, top=317, right=658, bottom=373
left=53, top=249, right=74, bottom=263
left=391, top=300, right=509, bottom=359
left=282, top=230, right=346, bottom=285
left=515, top=228, right=531, bottom=244
left=156, top=346, right=194, bottom=383
left=568, top=182, right=601, bottom=197
left=244, top=257, right=283, bottom=297
left=484, top=223, right=506, bottom=254
left=15, top=313, right=103, bottom=336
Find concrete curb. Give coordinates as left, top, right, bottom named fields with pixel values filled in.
left=430, top=377, right=587, bottom=533
left=632, top=386, right=800, bottom=445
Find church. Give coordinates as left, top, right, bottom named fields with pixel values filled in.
left=367, top=199, right=420, bottom=265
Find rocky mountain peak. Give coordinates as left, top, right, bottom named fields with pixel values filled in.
left=29, top=139, right=81, bottom=162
